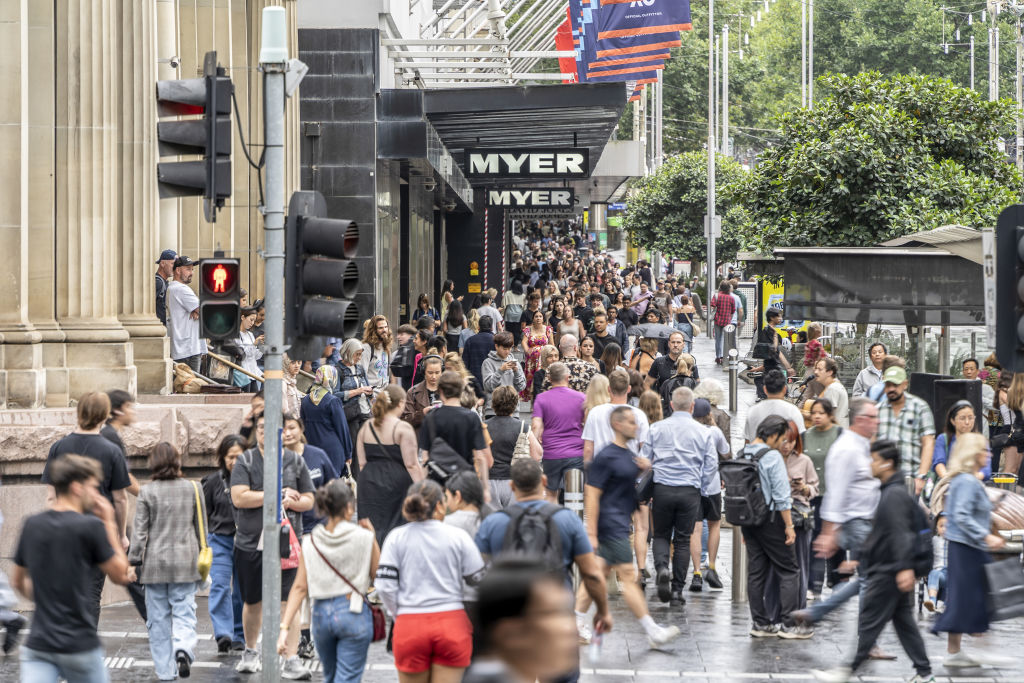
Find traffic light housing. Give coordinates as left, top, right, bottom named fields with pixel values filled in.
left=996, top=204, right=1024, bottom=372
left=156, top=51, right=232, bottom=223
left=285, top=191, right=362, bottom=359
left=199, top=258, right=241, bottom=341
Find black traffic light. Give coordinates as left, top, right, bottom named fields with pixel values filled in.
left=199, top=258, right=241, bottom=340
left=285, top=191, right=361, bottom=358
left=156, top=51, right=232, bottom=223
left=996, top=204, right=1024, bottom=372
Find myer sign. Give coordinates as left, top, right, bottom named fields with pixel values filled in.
left=488, top=188, right=576, bottom=208
left=465, top=148, right=590, bottom=179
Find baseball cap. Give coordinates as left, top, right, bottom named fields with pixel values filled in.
left=882, top=366, right=907, bottom=385
left=156, top=249, right=177, bottom=264
left=693, top=398, right=712, bottom=419
left=173, top=255, right=196, bottom=268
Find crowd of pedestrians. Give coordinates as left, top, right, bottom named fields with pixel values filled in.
left=6, top=222, right=1023, bottom=683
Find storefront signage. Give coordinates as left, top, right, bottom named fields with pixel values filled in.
left=465, top=148, right=590, bottom=179
left=487, top=188, right=576, bottom=208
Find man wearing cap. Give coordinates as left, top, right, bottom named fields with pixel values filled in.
left=876, top=366, right=935, bottom=493
left=166, top=256, right=207, bottom=373
left=154, top=250, right=176, bottom=326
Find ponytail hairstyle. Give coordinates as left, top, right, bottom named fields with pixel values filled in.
left=402, top=479, right=444, bottom=522
left=314, top=478, right=355, bottom=520
left=372, top=384, right=406, bottom=427
left=445, top=471, right=485, bottom=510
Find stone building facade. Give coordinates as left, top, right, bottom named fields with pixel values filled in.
left=0, top=0, right=302, bottom=408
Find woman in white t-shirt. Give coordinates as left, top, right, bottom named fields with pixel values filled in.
left=229, top=307, right=263, bottom=392
left=279, top=480, right=378, bottom=683
left=376, top=480, right=485, bottom=683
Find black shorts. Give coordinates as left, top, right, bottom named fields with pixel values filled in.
left=543, top=457, right=584, bottom=492
left=700, top=493, right=722, bottom=522
left=234, top=547, right=298, bottom=605
left=596, top=537, right=633, bottom=566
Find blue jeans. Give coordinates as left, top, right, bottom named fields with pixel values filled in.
left=312, top=595, right=373, bottom=683
left=20, top=646, right=108, bottom=683
left=208, top=533, right=244, bottom=641
left=927, top=567, right=947, bottom=601
left=806, top=518, right=872, bottom=623
left=713, top=325, right=726, bottom=358
left=145, top=582, right=199, bottom=681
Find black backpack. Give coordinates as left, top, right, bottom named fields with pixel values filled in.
left=910, top=502, right=934, bottom=578
left=499, top=503, right=565, bottom=574
left=720, top=444, right=772, bottom=527
left=659, top=374, right=696, bottom=414
left=423, top=410, right=473, bottom=483
left=391, top=340, right=415, bottom=380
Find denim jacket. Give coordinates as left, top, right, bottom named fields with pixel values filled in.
left=336, top=362, right=371, bottom=416
left=944, top=472, right=992, bottom=551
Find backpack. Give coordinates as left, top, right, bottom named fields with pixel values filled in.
left=720, top=444, right=772, bottom=527
left=391, top=340, right=415, bottom=380
left=423, top=410, right=473, bottom=483
left=659, top=374, right=696, bottom=414
left=910, top=502, right=934, bottom=578
left=504, top=299, right=524, bottom=323
left=499, top=503, right=565, bottom=574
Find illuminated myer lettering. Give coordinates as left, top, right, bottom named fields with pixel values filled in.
left=487, top=188, right=576, bottom=208
left=465, top=148, right=590, bottom=179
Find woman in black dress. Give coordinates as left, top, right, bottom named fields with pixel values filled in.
left=355, top=385, right=425, bottom=546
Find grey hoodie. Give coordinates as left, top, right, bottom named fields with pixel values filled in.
left=480, top=350, right=526, bottom=415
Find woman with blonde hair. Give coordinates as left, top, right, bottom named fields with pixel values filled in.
left=583, top=374, right=611, bottom=421
left=531, top=344, right=560, bottom=398
left=932, top=432, right=1007, bottom=668
left=458, top=308, right=480, bottom=353
left=638, top=389, right=663, bottom=425
left=629, top=337, right=659, bottom=380
left=444, top=351, right=483, bottom=402
left=356, top=385, right=423, bottom=545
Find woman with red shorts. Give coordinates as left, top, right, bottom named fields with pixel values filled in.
left=375, top=480, right=486, bottom=683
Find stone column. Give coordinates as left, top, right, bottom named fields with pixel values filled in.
left=117, top=0, right=171, bottom=394
left=0, top=1, right=45, bottom=408
left=54, top=0, right=136, bottom=398
left=156, top=0, right=180, bottom=254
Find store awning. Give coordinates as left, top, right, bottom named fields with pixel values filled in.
left=777, top=247, right=984, bottom=326
left=423, top=83, right=628, bottom=187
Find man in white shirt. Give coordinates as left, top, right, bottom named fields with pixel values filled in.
left=582, top=369, right=650, bottom=461
left=165, top=256, right=207, bottom=372
left=476, top=294, right=504, bottom=333
left=743, top=369, right=804, bottom=443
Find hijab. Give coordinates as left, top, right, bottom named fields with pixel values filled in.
left=309, top=364, right=337, bottom=406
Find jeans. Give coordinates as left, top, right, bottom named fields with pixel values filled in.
left=20, top=646, right=108, bottom=683
left=806, top=517, right=873, bottom=623
left=743, top=514, right=801, bottom=627
left=675, top=321, right=694, bottom=353
left=312, top=595, right=374, bottom=683
left=849, top=573, right=931, bottom=676
left=208, top=533, right=244, bottom=642
left=144, top=582, right=199, bottom=681
left=174, top=354, right=202, bottom=373
left=927, top=567, right=947, bottom=601
left=651, top=484, right=701, bottom=591
left=713, top=325, right=727, bottom=358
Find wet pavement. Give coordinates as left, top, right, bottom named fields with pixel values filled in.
left=4, top=335, right=1024, bottom=681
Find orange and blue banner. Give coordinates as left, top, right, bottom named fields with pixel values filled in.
left=595, top=0, right=692, bottom=40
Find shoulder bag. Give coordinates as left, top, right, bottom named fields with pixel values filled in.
left=986, top=556, right=1024, bottom=622
left=512, top=420, right=532, bottom=461
left=309, top=535, right=387, bottom=641
left=189, top=481, right=213, bottom=581
left=424, top=410, right=473, bottom=483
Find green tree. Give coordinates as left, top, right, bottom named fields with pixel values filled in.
left=623, top=151, right=750, bottom=262
left=743, top=71, right=1022, bottom=252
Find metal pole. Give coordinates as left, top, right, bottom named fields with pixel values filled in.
left=707, top=0, right=716, bottom=338
left=728, top=349, right=738, bottom=413
left=731, top=525, right=747, bottom=603
left=259, top=8, right=287, bottom=681
left=801, top=0, right=807, bottom=106
left=972, top=330, right=977, bottom=360
left=939, top=326, right=951, bottom=376
left=808, top=0, right=814, bottom=108
left=1017, top=14, right=1023, bottom=172
left=971, top=34, right=976, bottom=90
left=565, top=469, right=584, bottom=591
left=722, top=24, right=729, bottom=156
left=917, top=326, right=927, bottom=374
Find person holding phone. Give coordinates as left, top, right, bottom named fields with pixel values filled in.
left=481, top=332, right=527, bottom=417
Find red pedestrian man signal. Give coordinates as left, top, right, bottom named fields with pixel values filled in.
left=199, top=258, right=240, bottom=340
left=211, top=264, right=228, bottom=293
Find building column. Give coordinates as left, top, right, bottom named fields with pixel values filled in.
left=53, top=0, right=136, bottom=399
left=155, top=0, right=179, bottom=255
left=117, top=0, right=171, bottom=394
left=0, top=0, right=46, bottom=408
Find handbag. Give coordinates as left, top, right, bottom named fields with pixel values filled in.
left=790, top=501, right=814, bottom=530
left=340, top=365, right=368, bottom=421
left=309, top=535, right=387, bottom=642
left=190, top=481, right=213, bottom=581
left=280, top=518, right=301, bottom=570
left=512, top=420, right=532, bottom=460
left=985, top=556, right=1024, bottom=622
left=635, top=468, right=655, bottom=503
left=424, top=411, right=472, bottom=483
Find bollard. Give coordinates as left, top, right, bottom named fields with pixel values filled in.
left=724, top=323, right=737, bottom=358
left=727, top=348, right=739, bottom=413
left=731, top=525, right=747, bottom=603
left=565, top=469, right=585, bottom=591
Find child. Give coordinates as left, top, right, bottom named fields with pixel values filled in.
left=924, top=513, right=947, bottom=612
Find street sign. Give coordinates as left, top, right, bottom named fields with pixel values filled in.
left=609, top=202, right=627, bottom=211
left=703, top=214, right=722, bottom=238
left=464, top=148, right=590, bottom=179
left=982, top=228, right=997, bottom=350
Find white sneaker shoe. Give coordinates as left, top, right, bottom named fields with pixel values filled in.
left=281, top=656, right=312, bottom=680
left=810, top=667, right=852, bottom=682
left=648, top=624, right=681, bottom=648
left=942, top=651, right=979, bottom=668
left=236, top=648, right=261, bottom=673
left=576, top=615, right=592, bottom=644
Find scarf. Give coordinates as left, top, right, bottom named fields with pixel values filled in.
left=309, top=364, right=337, bottom=406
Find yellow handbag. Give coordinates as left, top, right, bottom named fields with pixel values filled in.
left=190, top=481, right=213, bottom=581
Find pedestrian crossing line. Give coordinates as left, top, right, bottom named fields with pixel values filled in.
left=99, top=630, right=212, bottom=641
left=635, top=671, right=680, bottom=678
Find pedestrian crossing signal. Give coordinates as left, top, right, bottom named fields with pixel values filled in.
left=199, top=258, right=240, bottom=340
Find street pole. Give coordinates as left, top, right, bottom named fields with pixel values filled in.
left=1017, top=12, right=1023, bottom=172
left=801, top=0, right=807, bottom=106
left=808, top=0, right=814, bottom=108
left=971, top=34, right=976, bottom=90
left=721, top=24, right=729, bottom=156
left=707, top=0, right=716, bottom=338
left=260, top=7, right=287, bottom=681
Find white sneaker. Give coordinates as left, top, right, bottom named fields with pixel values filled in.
left=648, top=624, right=681, bottom=648
left=236, top=648, right=261, bottom=673
left=576, top=615, right=592, bottom=644
left=281, top=656, right=312, bottom=680
left=942, top=651, right=979, bottom=668
left=810, top=667, right=851, bottom=683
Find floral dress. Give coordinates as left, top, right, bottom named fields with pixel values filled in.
left=522, top=325, right=551, bottom=401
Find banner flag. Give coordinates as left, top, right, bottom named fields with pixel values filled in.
left=555, top=14, right=578, bottom=82
left=595, top=0, right=692, bottom=39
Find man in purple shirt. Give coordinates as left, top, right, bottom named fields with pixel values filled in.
left=532, top=362, right=586, bottom=504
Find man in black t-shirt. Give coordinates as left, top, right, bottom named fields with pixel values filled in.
left=753, top=308, right=790, bottom=400
left=419, top=371, right=492, bottom=494
left=14, top=454, right=133, bottom=677
left=645, top=332, right=697, bottom=394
